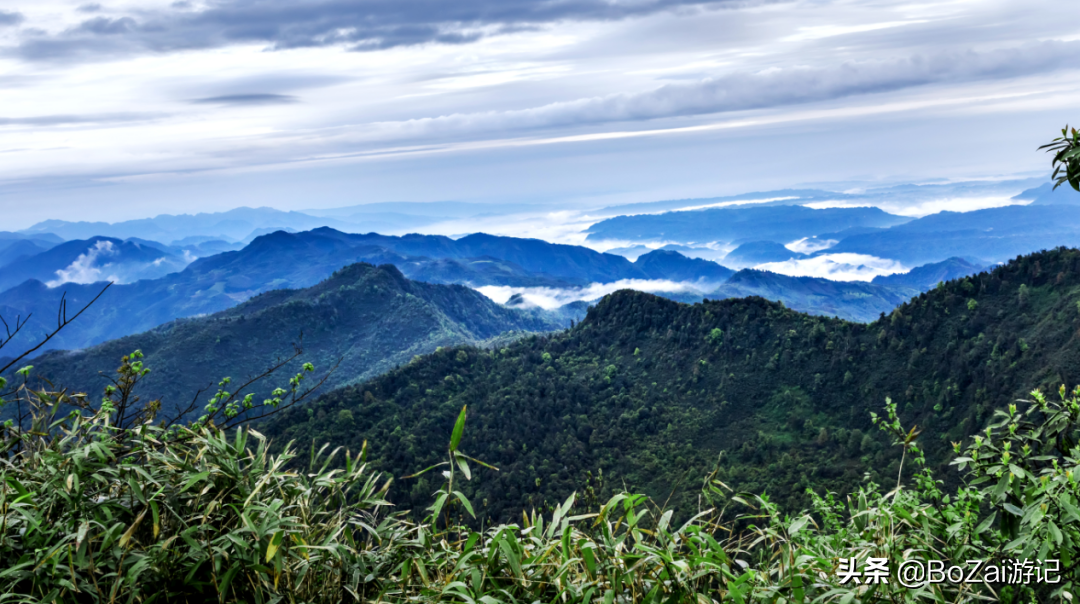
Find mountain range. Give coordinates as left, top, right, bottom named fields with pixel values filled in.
left=0, top=227, right=989, bottom=357
left=256, top=247, right=1080, bottom=519
left=17, top=263, right=569, bottom=421
left=821, top=204, right=1080, bottom=265
left=585, top=205, right=911, bottom=247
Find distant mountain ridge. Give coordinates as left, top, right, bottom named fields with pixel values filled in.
left=257, top=247, right=1080, bottom=519
left=871, top=257, right=985, bottom=291
left=0, top=227, right=998, bottom=356
left=19, top=207, right=357, bottom=244
left=586, top=205, right=911, bottom=246
left=723, top=241, right=807, bottom=268
left=0, top=236, right=190, bottom=292
left=633, top=249, right=734, bottom=283
left=1013, top=182, right=1080, bottom=205
left=0, top=228, right=661, bottom=354
left=823, top=205, right=1080, bottom=264
left=710, top=269, right=910, bottom=322
left=17, top=263, right=571, bottom=421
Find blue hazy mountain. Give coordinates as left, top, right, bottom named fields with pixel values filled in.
left=822, top=205, right=1080, bottom=265
left=1013, top=182, right=1080, bottom=205
left=633, top=250, right=734, bottom=283
left=0, top=236, right=191, bottom=292
left=302, top=201, right=513, bottom=232
left=18, top=207, right=356, bottom=244
left=0, top=227, right=930, bottom=356
left=585, top=205, right=911, bottom=246
left=709, top=270, right=911, bottom=322
left=0, top=229, right=641, bottom=354
left=15, top=263, right=571, bottom=421
left=606, top=244, right=725, bottom=262
left=0, top=231, right=63, bottom=245
left=595, top=178, right=1043, bottom=218
left=299, top=229, right=648, bottom=284
left=0, top=239, right=52, bottom=269
left=596, top=189, right=847, bottom=216
left=723, top=241, right=808, bottom=268
left=871, top=257, right=985, bottom=291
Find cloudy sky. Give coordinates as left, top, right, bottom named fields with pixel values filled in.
left=2, top=0, right=1078, bottom=228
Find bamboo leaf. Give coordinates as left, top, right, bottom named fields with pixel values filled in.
left=266, top=530, right=284, bottom=562
left=450, top=405, right=467, bottom=452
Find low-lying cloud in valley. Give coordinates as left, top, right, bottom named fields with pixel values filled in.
left=46, top=240, right=120, bottom=287
left=755, top=253, right=907, bottom=282
left=477, top=279, right=709, bottom=309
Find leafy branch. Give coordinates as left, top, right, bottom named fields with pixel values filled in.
left=1039, top=124, right=1080, bottom=192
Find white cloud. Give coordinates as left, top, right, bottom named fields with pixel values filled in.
left=371, top=41, right=1080, bottom=140
left=46, top=240, right=119, bottom=287
left=755, top=253, right=907, bottom=282
left=786, top=237, right=837, bottom=254
left=476, top=278, right=705, bottom=309
left=1, top=0, right=1078, bottom=225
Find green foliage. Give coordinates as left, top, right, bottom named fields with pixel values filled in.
left=4, top=361, right=1079, bottom=602
left=15, top=263, right=565, bottom=424
left=707, top=327, right=723, bottom=345
left=1040, top=125, right=1080, bottom=192
left=0, top=373, right=394, bottom=603
left=264, top=248, right=1080, bottom=519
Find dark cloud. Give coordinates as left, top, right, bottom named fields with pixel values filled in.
left=0, top=10, right=25, bottom=26
left=77, top=4, right=104, bottom=13
left=10, top=0, right=766, bottom=61
left=190, top=93, right=299, bottom=105
left=77, top=16, right=138, bottom=35
left=382, top=40, right=1080, bottom=136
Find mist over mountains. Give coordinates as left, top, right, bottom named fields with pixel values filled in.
left=19, top=263, right=568, bottom=421
left=0, top=176, right=1076, bottom=362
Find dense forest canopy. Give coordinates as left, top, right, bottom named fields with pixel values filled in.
left=262, top=247, right=1080, bottom=520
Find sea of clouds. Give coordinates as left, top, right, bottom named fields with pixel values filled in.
left=756, top=253, right=907, bottom=282
left=476, top=279, right=708, bottom=309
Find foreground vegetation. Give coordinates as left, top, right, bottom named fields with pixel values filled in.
left=1, top=345, right=1078, bottom=602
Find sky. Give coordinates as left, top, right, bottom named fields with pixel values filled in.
left=1, top=0, right=1079, bottom=229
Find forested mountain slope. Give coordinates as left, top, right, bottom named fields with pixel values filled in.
left=261, top=248, right=1080, bottom=520
left=20, top=263, right=567, bottom=421
left=710, top=269, right=910, bottom=321
left=870, top=257, right=985, bottom=291
left=0, top=230, right=584, bottom=354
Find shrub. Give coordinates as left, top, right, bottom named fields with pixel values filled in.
left=2, top=355, right=1078, bottom=602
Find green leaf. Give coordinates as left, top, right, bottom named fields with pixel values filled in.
left=219, top=563, right=242, bottom=598
left=150, top=501, right=160, bottom=539
left=118, top=509, right=147, bottom=548
left=452, top=490, right=476, bottom=518
left=455, top=455, right=472, bottom=481
left=450, top=405, right=468, bottom=452
left=1002, top=502, right=1023, bottom=517
left=974, top=511, right=996, bottom=534
left=266, top=531, right=284, bottom=562
left=181, top=471, right=210, bottom=492
left=791, top=571, right=805, bottom=604
left=430, top=492, right=449, bottom=520
left=1049, top=520, right=1063, bottom=545
left=1059, top=498, right=1080, bottom=523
